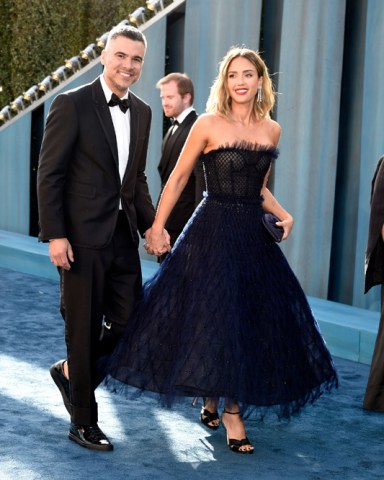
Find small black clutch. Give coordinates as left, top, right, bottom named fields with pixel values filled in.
left=262, top=213, right=284, bottom=242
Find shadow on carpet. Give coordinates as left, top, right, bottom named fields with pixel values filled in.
left=0, top=267, right=383, bottom=480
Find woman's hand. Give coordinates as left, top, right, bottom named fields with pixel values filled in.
left=276, top=215, right=294, bottom=241
left=260, top=186, right=294, bottom=241
left=144, top=227, right=171, bottom=256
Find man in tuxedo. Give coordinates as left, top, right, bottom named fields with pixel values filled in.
left=156, top=73, right=204, bottom=262
left=37, top=25, right=166, bottom=450
left=364, top=155, right=384, bottom=412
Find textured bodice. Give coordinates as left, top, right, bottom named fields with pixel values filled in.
left=201, top=142, right=279, bottom=199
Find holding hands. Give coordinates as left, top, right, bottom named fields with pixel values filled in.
left=144, top=227, right=171, bottom=256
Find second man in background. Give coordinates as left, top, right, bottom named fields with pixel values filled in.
left=156, top=73, right=204, bottom=262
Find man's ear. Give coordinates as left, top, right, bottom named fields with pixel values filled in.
left=183, top=92, right=192, bottom=107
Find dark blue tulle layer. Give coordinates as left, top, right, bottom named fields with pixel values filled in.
left=104, top=192, right=338, bottom=420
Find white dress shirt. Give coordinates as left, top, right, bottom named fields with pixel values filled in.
left=172, top=106, right=195, bottom=134
left=100, top=75, right=131, bottom=209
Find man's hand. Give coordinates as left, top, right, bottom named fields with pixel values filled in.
left=49, top=238, right=74, bottom=270
left=144, top=228, right=171, bottom=256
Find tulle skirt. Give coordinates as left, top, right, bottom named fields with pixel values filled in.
left=104, top=194, right=338, bottom=419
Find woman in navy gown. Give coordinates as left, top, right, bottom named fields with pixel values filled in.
left=105, top=47, right=338, bottom=454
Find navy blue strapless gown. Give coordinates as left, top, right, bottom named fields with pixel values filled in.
left=105, top=142, right=338, bottom=419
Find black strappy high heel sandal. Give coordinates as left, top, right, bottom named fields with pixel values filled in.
left=221, top=409, right=254, bottom=454
left=201, top=406, right=220, bottom=430
left=192, top=397, right=220, bottom=430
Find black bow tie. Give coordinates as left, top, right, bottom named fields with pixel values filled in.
left=171, top=119, right=179, bottom=126
left=108, top=93, right=131, bottom=113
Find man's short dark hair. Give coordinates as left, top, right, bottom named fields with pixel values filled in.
left=107, top=25, right=147, bottom=50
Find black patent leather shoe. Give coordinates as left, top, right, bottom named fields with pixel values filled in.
left=50, top=360, right=71, bottom=414
left=69, top=423, right=113, bottom=451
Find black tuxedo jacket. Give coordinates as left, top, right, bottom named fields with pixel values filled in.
left=37, top=77, right=155, bottom=248
left=157, top=110, right=204, bottom=232
left=365, top=156, right=384, bottom=293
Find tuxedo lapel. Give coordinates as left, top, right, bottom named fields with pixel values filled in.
left=157, top=125, right=174, bottom=176
left=162, top=124, right=184, bottom=165
left=162, top=125, right=173, bottom=151
left=92, top=79, right=119, bottom=170
left=158, top=111, right=197, bottom=180
left=161, top=124, right=174, bottom=153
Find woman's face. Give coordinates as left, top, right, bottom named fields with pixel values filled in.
left=226, top=56, right=262, bottom=105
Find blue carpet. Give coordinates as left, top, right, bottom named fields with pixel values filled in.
left=0, top=266, right=383, bottom=480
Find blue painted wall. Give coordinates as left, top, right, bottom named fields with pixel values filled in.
left=1, top=0, right=383, bottom=311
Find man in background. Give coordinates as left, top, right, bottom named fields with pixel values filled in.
left=364, top=155, right=384, bottom=412
left=156, top=73, right=204, bottom=261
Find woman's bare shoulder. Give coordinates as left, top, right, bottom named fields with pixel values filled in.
left=192, top=113, right=226, bottom=138
left=265, top=117, right=281, bottom=132
left=194, top=114, right=230, bottom=152
left=195, top=112, right=222, bottom=126
left=263, top=118, right=282, bottom=145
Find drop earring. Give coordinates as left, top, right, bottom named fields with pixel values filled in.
left=257, top=86, right=262, bottom=103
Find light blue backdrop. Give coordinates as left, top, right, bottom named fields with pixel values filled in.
left=274, top=0, right=346, bottom=299
left=0, top=0, right=383, bottom=311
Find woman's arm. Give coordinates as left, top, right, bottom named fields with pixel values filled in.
left=261, top=167, right=294, bottom=241
left=146, top=115, right=210, bottom=255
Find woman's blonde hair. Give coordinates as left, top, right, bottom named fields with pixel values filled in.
left=206, top=47, right=276, bottom=119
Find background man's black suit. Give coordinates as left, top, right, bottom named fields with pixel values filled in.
left=157, top=110, right=204, bottom=247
